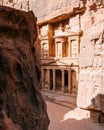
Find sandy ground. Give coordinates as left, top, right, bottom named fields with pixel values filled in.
left=46, top=101, right=104, bottom=130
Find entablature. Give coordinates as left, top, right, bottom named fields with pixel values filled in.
left=41, top=57, right=79, bottom=67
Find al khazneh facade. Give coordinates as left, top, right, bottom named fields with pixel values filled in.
left=1, top=0, right=104, bottom=123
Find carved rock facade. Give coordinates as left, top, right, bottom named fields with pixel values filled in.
left=0, top=5, right=49, bottom=130
left=1, top=0, right=104, bottom=124
left=36, top=0, right=104, bottom=123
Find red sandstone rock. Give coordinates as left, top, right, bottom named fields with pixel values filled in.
left=0, top=111, right=23, bottom=130
left=0, top=5, right=49, bottom=130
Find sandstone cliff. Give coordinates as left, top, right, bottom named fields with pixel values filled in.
left=0, top=111, right=23, bottom=130
left=0, top=5, right=49, bottom=130
left=75, top=1, right=104, bottom=113
left=1, top=0, right=104, bottom=123
left=77, top=20, right=104, bottom=112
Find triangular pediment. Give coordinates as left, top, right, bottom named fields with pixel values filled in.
left=42, top=59, right=72, bottom=66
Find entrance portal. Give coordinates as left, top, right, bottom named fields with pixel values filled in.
left=71, top=70, right=77, bottom=94
left=64, top=70, right=68, bottom=93
left=56, top=70, right=62, bottom=91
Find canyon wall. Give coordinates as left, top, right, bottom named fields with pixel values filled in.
left=77, top=0, right=104, bottom=114
left=0, top=5, right=49, bottom=130
left=35, top=0, right=104, bottom=120
left=31, top=0, right=104, bottom=113
left=0, top=0, right=104, bottom=122
left=77, top=20, right=104, bottom=111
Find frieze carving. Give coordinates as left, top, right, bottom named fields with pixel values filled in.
left=54, top=24, right=80, bottom=38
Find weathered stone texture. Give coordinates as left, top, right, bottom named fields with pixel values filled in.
left=1, top=0, right=104, bottom=24
left=77, top=20, right=104, bottom=113
left=0, top=0, right=86, bottom=23
left=78, top=2, right=104, bottom=116
left=0, top=5, right=49, bottom=130
left=0, top=0, right=30, bottom=11
left=1, top=0, right=104, bottom=123
left=33, top=0, right=85, bottom=23
left=0, top=111, right=23, bottom=130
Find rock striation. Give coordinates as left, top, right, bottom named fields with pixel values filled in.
left=0, top=5, right=49, bottom=130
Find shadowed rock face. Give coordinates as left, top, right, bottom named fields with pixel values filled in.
left=0, top=111, right=23, bottom=130
left=0, top=5, right=49, bottom=130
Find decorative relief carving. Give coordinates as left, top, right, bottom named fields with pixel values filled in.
left=40, top=25, right=48, bottom=38
left=54, top=24, right=65, bottom=37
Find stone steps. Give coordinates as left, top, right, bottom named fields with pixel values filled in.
left=41, top=90, right=77, bottom=109
left=54, top=99, right=77, bottom=109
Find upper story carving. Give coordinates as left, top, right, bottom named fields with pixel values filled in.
left=38, top=14, right=82, bottom=64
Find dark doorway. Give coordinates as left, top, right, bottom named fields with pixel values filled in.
left=71, top=70, right=77, bottom=94
left=50, top=69, right=53, bottom=90
left=64, top=70, right=68, bottom=93
left=56, top=70, right=62, bottom=91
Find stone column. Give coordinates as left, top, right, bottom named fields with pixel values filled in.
left=47, top=69, right=50, bottom=90
left=76, top=68, right=79, bottom=92
left=62, top=69, right=65, bottom=92
left=41, top=68, right=44, bottom=89
left=55, top=43, right=57, bottom=57
left=68, top=69, right=71, bottom=93
left=68, top=38, right=71, bottom=57
left=75, top=36, right=79, bottom=58
left=53, top=69, right=56, bottom=91
left=47, top=43, right=49, bottom=58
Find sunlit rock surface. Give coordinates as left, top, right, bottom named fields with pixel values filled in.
left=1, top=0, right=104, bottom=123
left=77, top=20, right=104, bottom=111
